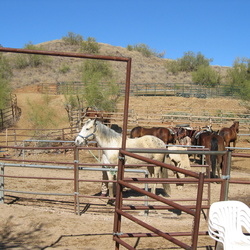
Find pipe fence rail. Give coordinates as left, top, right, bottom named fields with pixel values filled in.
left=0, top=142, right=249, bottom=249
left=1, top=46, right=249, bottom=249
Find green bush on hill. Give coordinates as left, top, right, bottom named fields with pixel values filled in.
left=12, top=42, right=50, bottom=69
left=127, top=43, right=165, bottom=58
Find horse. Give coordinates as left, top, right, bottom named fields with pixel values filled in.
left=191, top=131, right=225, bottom=178
left=219, top=121, right=239, bottom=148
left=75, top=119, right=171, bottom=204
left=130, top=126, right=177, bottom=144
left=82, top=107, right=111, bottom=126
left=167, top=146, right=191, bottom=189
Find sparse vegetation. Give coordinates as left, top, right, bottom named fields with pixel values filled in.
left=166, top=51, right=213, bottom=74
left=81, top=59, right=119, bottom=111
left=227, top=57, right=250, bottom=102
left=127, top=43, right=165, bottom=58
left=26, top=94, right=59, bottom=129
left=12, top=42, right=50, bottom=69
left=0, top=52, right=12, bottom=109
left=62, top=31, right=83, bottom=45
left=80, top=37, right=100, bottom=54
left=192, top=65, right=221, bottom=87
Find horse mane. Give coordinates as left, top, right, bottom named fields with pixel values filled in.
left=96, top=121, right=122, bottom=142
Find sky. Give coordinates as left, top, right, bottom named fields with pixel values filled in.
left=1, top=0, right=250, bottom=67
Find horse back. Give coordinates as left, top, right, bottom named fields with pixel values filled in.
left=130, top=126, right=142, bottom=138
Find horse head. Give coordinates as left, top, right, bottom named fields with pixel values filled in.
left=233, top=121, right=239, bottom=133
left=75, top=119, right=97, bottom=146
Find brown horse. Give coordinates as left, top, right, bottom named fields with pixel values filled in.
left=130, top=126, right=177, bottom=144
left=192, top=131, right=225, bottom=178
left=219, top=121, right=239, bottom=148
left=82, top=107, right=111, bottom=126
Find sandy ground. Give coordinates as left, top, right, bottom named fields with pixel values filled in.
left=0, top=94, right=249, bottom=249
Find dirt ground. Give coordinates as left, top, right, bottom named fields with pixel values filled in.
left=0, top=93, right=250, bottom=250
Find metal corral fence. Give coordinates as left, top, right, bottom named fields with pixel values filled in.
left=0, top=142, right=249, bottom=249
left=37, top=81, right=241, bottom=98
left=1, top=46, right=249, bottom=249
left=0, top=94, right=22, bottom=131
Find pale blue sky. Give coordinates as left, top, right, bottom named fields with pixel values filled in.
left=1, top=0, right=250, bottom=66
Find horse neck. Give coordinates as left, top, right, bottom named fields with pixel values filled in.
left=95, top=122, right=121, bottom=148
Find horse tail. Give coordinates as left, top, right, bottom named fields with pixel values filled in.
left=162, top=155, right=171, bottom=196
left=211, top=136, right=218, bottom=178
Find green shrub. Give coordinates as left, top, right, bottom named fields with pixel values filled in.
left=126, top=43, right=165, bottom=58
left=0, top=53, right=12, bottom=109
left=81, top=60, right=119, bottom=111
left=165, top=60, right=181, bottom=74
left=227, top=57, right=250, bottom=101
left=80, top=37, right=100, bottom=54
left=192, top=65, right=221, bottom=87
left=58, top=63, right=71, bottom=74
left=62, top=32, right=83, bottom=45
left=26, top=94, right=58, bottom=129
left=178, top=51, right=212, bottom=72
left=13, top=42, right=50, bottom=69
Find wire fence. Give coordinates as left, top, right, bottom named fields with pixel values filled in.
left=37, top=81, right=242, bottom=98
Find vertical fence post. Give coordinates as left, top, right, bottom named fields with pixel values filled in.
left=0, top=163, right=4, bottom=204
left=220, top=150, right=232, bottom=201
left=74, top=146, right=80, bottom=215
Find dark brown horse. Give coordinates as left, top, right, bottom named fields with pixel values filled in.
left=130, top=126, right=177, bottom=144
left=219, top=121, right=239, bottom=148
left=191, top=131, right=225, bottom=178
left=82, top=107, right=111, bottom=126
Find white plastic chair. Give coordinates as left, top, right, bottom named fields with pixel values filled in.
left=208, top=200, right=250, bottom=249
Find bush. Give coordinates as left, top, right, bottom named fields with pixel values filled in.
left=127, top=43, right=165, bottom=58
left=178, top=51, right=212, bottom=72
left=13, top=42, right=50, bottom=69
left=80, top=37, right=100, bottom=54
left=81, top=60, right=119, bottom=111
left=192, top=65, right=221, bottom=87
left=165, top=60, right=181, bottom=74
left=58, top=63, right=71, bottom=74
left=62, top=32, right=83, bottom=45
left=26, top=94, right=58, bottom=129
left=227, top=57, right=250, bottom=101
left=0, top=52, right=12, bottom=109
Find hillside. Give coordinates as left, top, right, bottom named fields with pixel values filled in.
left=7, top=39, right=230, bottom=90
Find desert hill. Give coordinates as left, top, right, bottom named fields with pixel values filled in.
left=8, top=39, right=230, bottom=90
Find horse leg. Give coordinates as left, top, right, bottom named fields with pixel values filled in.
left=101, top=154, right=109, bottom=196
left=107, top=170, right=117, bottom=206
left=147, top=166, right=156, bottom=194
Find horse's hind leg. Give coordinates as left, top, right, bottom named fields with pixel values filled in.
left=147, top=166, right=157, bottom=194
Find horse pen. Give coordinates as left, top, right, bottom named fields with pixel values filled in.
left=0, top=47, right=250, bottom=249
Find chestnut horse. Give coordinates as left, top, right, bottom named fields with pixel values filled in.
left=219, top=121, right=239, bottom=148
left=130, top=126, right=177, bottom=144
left=192, top=131, right=225, bottom=178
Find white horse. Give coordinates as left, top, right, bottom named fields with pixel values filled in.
left=167, top=146, right=191, bottom=190
left=75, top=119, right=171, bottom=203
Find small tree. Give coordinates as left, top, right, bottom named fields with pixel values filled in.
left=80, top=37, right=100, bottom=54
left=13, top=42, right=50, bottom=69
left=0, top=52, right=12, bottom=109
left=127, top=43, right=165, bottom=58
left=227, top=57, right=250, bottom=101
left=178, top=51, right=212, bottom=72
left=192, top=65, right=221, bottom=87
left=81, top=60, right=120, bottom=111
left=62, top=32, right=83, bottom=45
